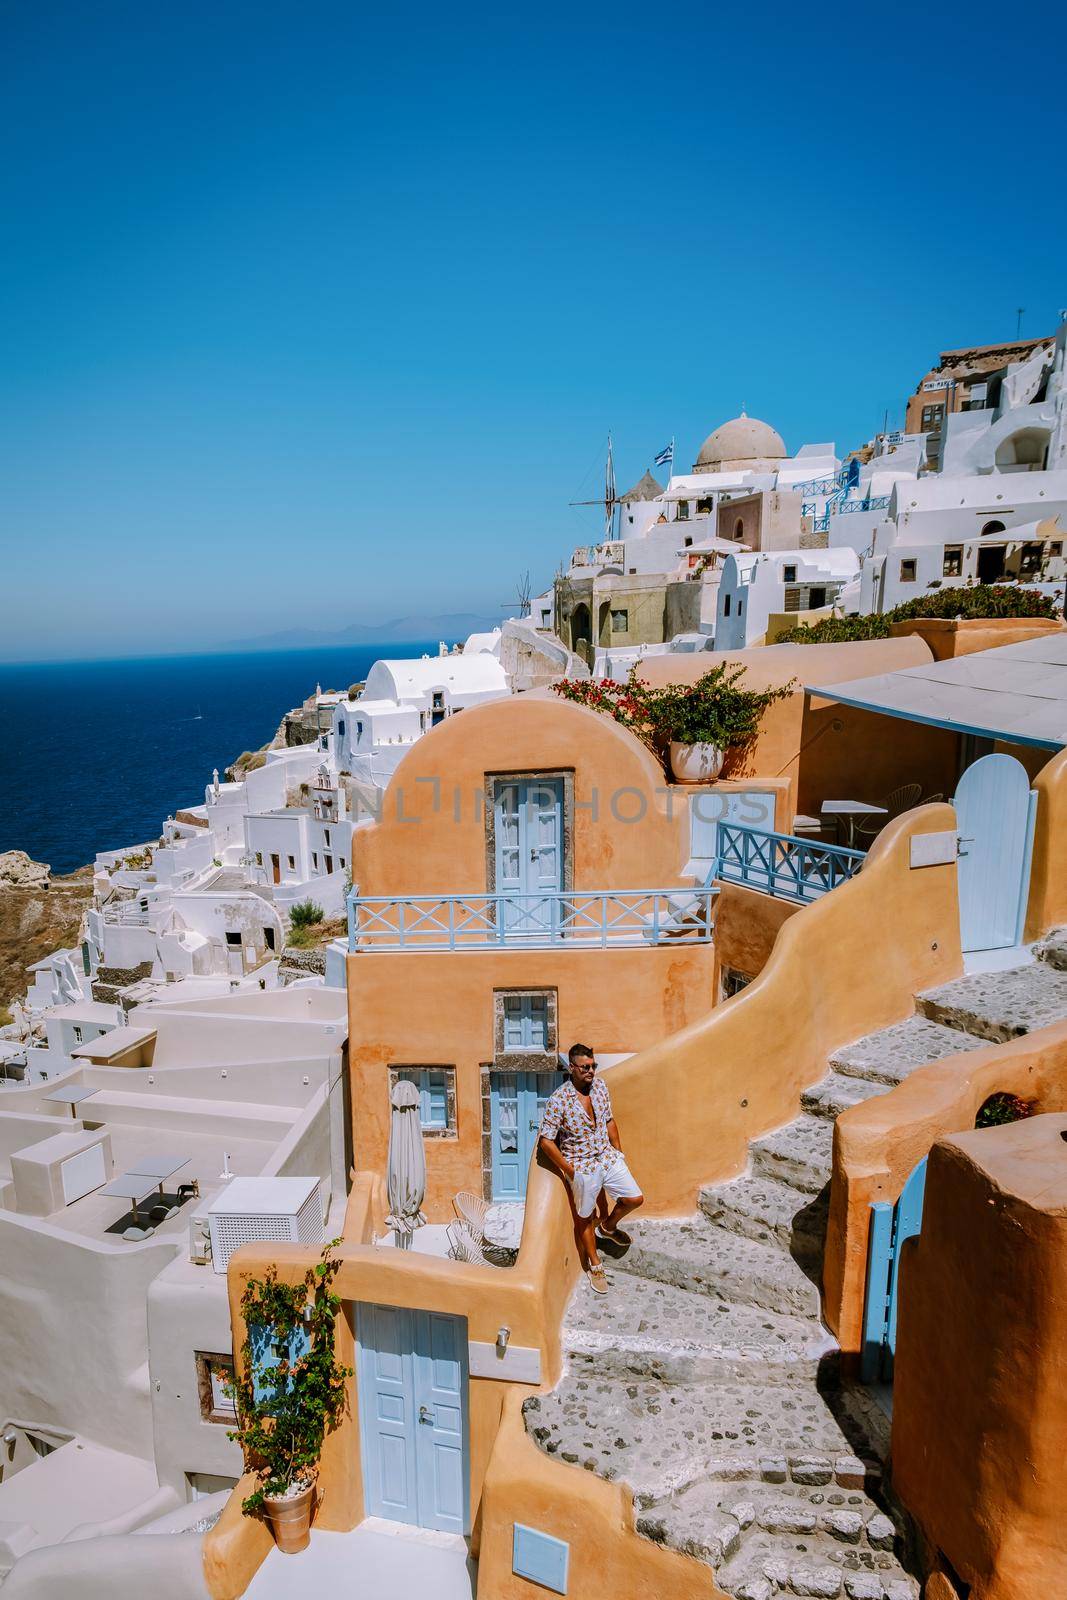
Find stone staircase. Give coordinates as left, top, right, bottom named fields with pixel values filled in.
left=525, top=938, right=1067, bottom=1599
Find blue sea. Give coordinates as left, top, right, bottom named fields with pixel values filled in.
left=0, top=646, right=439, bottom=875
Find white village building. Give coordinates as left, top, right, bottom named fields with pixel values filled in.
left=330, top=648, right=509, bottom=785
left=827, top=322, right=1067, bottom=615
left=0, top=986, right=348, bottom=1578
left=714, top=547, right=861, bottom=650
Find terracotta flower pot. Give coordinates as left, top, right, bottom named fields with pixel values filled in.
left=669, top=741, right=724, bottom=784
left=263, top=1481, right=315, bottom=1554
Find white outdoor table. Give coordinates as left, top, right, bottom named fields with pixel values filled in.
left=820, top=800, right=888, bottom=849
left=128, top=1154, right=190, bottom=1198
left=483, top=1203, right=525, bottom=1250
left=43, top=1085, right=99, bottom=1120
left=101, top=1172, right=159, bottom=1226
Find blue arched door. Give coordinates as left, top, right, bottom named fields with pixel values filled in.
left=954, top=754, right=1037, bottom=953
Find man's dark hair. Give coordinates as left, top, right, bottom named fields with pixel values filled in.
left=568, top=1042, right=594, bottom=1066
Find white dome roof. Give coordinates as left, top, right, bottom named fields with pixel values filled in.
left=695, top=412, right=786, bottom=469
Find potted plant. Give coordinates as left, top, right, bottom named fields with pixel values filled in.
left=228, top=1242, right=351, bottom=1553
left=648, top=664, right=793, bottom=783
left=551, top=663, right=792, bottom=781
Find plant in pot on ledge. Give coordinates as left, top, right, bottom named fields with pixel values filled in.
left=228, top=1242, right=351, bottom=1554
left=648, top=663, right=793, bottom=783
left=552, top=663, right=793, bottom=782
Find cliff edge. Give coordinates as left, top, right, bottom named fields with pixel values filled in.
left=0, top=852, right=94, bottom=1009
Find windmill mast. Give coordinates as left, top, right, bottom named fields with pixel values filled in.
left=605, top=432, right=617, bottom=542
left=568, top=432, right=620, bottom=543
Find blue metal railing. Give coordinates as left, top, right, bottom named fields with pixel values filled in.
left=803, top=492, right=891, bottom=533
left=714, top=823, right=864, bottom=903
left=346, top=886, right=715, bottom=952
left=790, top=474, right=837, bottom=496
left=837, top=495, right=890, bottom=516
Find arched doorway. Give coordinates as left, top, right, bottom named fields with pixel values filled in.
left=977, top=521, right=1007, bottom=582
left=994, top=428, right=1050, bottom=472
left=597, top=601, right=612, bottom=647
left=570, top=602, right=591, bottom=662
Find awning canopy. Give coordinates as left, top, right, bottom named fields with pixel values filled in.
left=676, top=535, right=740, bottom=556
left=805, top=632, right=1067, bottom=750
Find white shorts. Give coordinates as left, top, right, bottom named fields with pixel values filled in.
left=570, top=1154, right=642, bottom=1220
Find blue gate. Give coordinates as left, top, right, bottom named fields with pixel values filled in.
left=954, top=754, right=1037, bottom=953
left=860, top=1156, right=927, bottom=1383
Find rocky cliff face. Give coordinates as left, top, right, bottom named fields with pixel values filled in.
left=0, top=852, right=94, bottom=1008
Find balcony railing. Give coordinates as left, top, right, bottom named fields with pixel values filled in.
left=789, top=474, right=837, bottom=496
left=714, top=823, right=864, bottom=903
left=347, top=886, right=714, bottom=952
left=802, top=490, right=891, bottom=533
left=837, top=495, right=891, bottom=515
left=101, top=902, right=151, bottom=926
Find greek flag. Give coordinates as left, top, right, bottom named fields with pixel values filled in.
left=653, top=440, right=674, bottom=467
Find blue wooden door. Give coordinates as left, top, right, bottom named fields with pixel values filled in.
left=413, top=1311, right=469, bottom=1535
left=954, top=754, right=1037, bottom=953
left=494, top=779, right=563, bottom=936
left=356, top=1302, right=418, bottom=1524
left=860, top=1156, right=927, bottom=1383
left=357, top=1304, right=470, bottom=1533
left=491, top=1069, right=558, bottom=1199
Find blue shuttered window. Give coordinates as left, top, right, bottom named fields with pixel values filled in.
left=503, top=993, right=549, bottom=1051
left=397, top=1068, right=450, bottom=1131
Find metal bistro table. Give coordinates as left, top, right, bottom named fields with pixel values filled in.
left=42, top=1084, right=100, bottom=1120
left=128, top=1153, right=191, bottom=1200
left=101, top=1172, right=160, bottom=1228
left=820, top=799, right=888, bottom=850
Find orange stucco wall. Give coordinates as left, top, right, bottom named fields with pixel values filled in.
left=477, top=1391, right=719, bottom=1600
left=206, top=1155, right=581, bottom=1599
left=892, top=1116, right=1067, bottom=1600
left=1024, top=745, right=1067, bottom=941
left=347, top=943, right=716, bottom=1219
left=602, top=805, right=963, bottom=1216
left=712, top=881, right=800, bottom=986
left=639, top=638, right=959, bottom=823
left=352, top=695, right=693, bottom=898
left=206, top=804, right=964, bottom=1600
left=824, top=1020, right=1067, bottom=1353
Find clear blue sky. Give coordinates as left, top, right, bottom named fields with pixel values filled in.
left=2, top=0, right=1064, bottom=661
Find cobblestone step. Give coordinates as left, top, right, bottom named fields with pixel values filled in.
left=828, top=1015, right=985, bottom=1086
left=1037, top=927, right=1067, bottom=971
left=917, top=961, right=1067, bottom=1042
left=563, top=1271, right=836, bottom=1385
left=636, top=1478, right=919, bottom=1597
left=721, top=1560, right=919, bottom=1599
left=751, top=1115, right=835, bottom=1194
left=699, top=1173, right=829, bottom=1259
left=523, top=1376, right=888, bottom=1509
left=609, top=1215, right=824, bottom=1319
left=802, top=1074, right=887, bottom=1122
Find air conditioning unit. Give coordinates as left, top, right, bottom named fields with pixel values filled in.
left=207, top=1177, right=324, bottom=1274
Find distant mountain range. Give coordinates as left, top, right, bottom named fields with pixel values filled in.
left=232, top=612, right=505, bottom=651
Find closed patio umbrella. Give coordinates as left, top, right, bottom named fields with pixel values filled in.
left=386, top=1079, right=426, bottom=1250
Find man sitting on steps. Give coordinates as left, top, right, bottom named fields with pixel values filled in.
left=538, top=1041, right=644, bottom=1295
